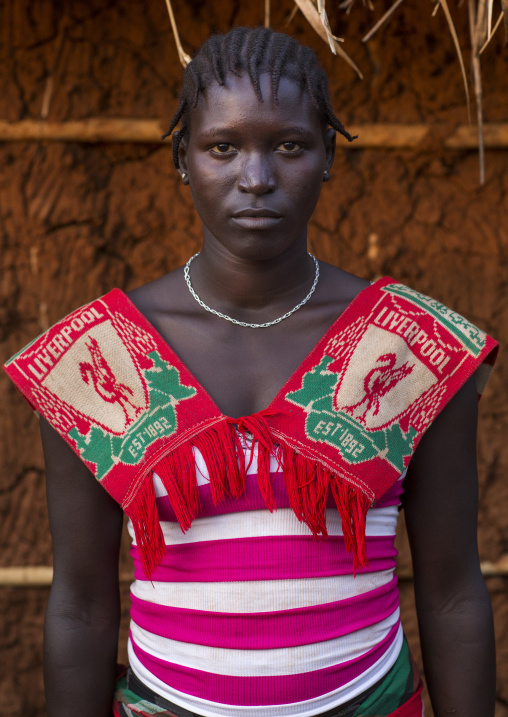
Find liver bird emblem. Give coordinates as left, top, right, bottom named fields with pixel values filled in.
left=79, top=337, right=142, bottom=429
left=343, top=352, right=414, bottom=423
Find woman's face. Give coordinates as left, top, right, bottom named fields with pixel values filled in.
left=178, top=71, right=336, bottom=262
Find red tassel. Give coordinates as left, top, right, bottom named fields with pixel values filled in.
left=237, top=413, right=277, bottom=511
left=330, top=475, right=370, bottom=574
left=281, top=444, right=328, bottom=539
left=281, top=443, right=370, bottom=574
left=237, top=412, right=275, bottom=451
left=192, top=422, right=246, bottom=503
left=330, top=477, right=354, bottom=552
left=313, top=462, right=331, bottom=536
left=125, top=475, right=166, bottom=579
left=191, top=428, right=227, bottom=505
left=153, top=444, right=199, bottom=532
left=256, top=439, right=276, bottom=512
left=219, top=422, right=246, bottom=499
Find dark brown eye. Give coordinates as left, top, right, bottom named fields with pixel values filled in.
left=211, top=143, right=235, bottom=154
left=278, top=141, right=301, bottom=153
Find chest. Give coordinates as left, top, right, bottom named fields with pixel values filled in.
left=149, top=309, right=340, bottom=418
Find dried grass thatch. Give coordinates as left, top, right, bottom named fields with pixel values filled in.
left=164, top=0, right=507, bottom=183
left=354, top=0, right=506, bottom=183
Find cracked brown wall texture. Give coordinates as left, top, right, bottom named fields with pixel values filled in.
left=0, top=1, right=507, bottom=715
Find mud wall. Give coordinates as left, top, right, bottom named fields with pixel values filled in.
left=0, top=1, right=507, bottom=715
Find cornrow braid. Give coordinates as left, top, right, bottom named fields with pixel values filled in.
left=161, top=96, right=187, bottom=169
left=203, top=35, right=225, bottom=87
left=224, top=27, right=247, bottom=77
left=246, top=28, right=272, bottom=101
left=163, top=27, right=357, bottom=169
left=271, top=35, right=294, bottom=103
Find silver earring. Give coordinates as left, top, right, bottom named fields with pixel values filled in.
left=323, top=170, right=330, bottom=182
left=181, top=172, right=189, bottom=185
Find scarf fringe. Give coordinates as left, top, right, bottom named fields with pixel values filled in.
left=235, top=412, right=278, bottom=512
left=126, top=415, right=370, bottom=578
left=124, top=474, right=166, bottom=579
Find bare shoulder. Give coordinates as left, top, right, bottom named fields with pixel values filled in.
left=127, top=267, right=185, bottom=316
left=318, top=262, right=371, bottom=309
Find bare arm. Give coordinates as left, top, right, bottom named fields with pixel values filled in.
left=403, top=376, right=495, bottom=716
left=41, top=417, right=124, bottom=717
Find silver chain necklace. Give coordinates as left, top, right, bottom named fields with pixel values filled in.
left=183, top=252, right=320, bottom=328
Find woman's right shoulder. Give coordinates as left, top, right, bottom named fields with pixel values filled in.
left=126, top=266, right=185, bottom=316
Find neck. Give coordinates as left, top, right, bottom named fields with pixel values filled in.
left=188, top=237, right=316, bottom=320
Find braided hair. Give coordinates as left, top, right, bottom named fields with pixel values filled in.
left=163, top=27, right=357, bottom=169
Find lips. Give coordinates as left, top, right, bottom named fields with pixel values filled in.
left=232, top=207, right=282, bottom=218
left=231, top=207, right=283, bottom=229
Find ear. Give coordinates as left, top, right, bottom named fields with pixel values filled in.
left=324, top=127, right=336, bottom=172
left=174, top=130, right=190, bottom=183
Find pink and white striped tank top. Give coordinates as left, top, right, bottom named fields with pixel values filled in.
left=127, top=442, right=405, bottom=717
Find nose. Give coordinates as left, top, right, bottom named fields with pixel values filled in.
left=238, top=153, right=276, bottom=195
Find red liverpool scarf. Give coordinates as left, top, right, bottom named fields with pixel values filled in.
left=4, top=278, right=498, bottom=576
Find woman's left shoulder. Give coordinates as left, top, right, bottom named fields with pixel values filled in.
left=318, top=262, right=371, bottom=306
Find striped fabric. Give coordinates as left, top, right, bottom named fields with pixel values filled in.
left=127, top=443, right=406, bottom=717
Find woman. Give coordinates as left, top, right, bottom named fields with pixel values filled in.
left=4, top=27, right=497, bottom=717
